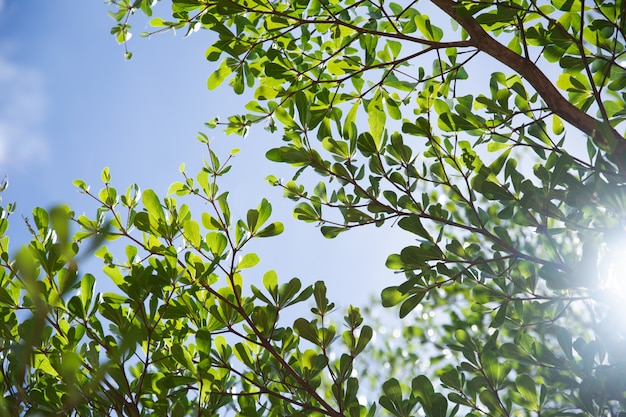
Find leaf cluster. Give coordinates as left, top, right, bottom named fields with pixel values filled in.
left=16, top=0, right=626, bottom=415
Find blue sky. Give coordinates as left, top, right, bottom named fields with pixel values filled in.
left=0, top=0, right=410, bottom=309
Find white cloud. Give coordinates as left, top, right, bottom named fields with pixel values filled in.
left=0, top=53, right=49, bottom=169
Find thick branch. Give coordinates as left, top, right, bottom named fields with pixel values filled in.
left=431, top=0, right=625, bottom=165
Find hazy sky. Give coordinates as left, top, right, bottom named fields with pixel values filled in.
left=0, top=0, right=410, bottom=309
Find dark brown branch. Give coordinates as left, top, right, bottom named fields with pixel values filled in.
left=431, top=0, right=626, bottom=169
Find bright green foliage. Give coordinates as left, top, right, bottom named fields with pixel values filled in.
left=109, top=0, right=624, bottom=415
left=4, top=0, right=626, bottom=415
left=0, top=144, right=376, bottom=416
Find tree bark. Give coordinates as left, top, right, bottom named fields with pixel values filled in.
left=431, top=0, right=625, bottom=170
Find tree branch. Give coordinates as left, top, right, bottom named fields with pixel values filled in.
left=431, top=0, right=626, bottom=170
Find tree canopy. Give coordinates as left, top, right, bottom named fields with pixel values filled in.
left=1, top=0, right=626, bottom=416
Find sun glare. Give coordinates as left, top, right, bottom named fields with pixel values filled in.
left=598, top=239, right=626, bottom=311
left=591, top=237, right=626, bottom=360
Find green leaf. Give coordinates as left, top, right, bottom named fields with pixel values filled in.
left=266, top=146, right=310, bottom=165
left=412, top=375, right=435, bottom=403
left=402, top=117, right=431, bottom=136
left=368, top=90, right=386, bottom=148
left=142, top=189, right=164, bottom=222
left=554, top=325, right=573, bottom=359
left=256, top=198, right=272, bottom=227
left=428, top=394, right=448, bottom=417
left=399, top=290, right=426, bottom=318
left=294, top=318, right=318, bottom=344
left=379, top=378, right=404, bottom=414
left=293, top=202, right=320, bottom=222
left=415, top=15, right=443, bottom=41
left=320, top=226, right=345, bottom=238
left=207, top=60, right=233, bottom=90
left=256, top=222, right=284, bottom=237
left=234, top=342, right=254, bottom=367
left=196, top=328, right=212, bottom=359
left=202, top=213, right=223, bottom=230
left=322, top=137, right=351, bottom=158
left=381, top=286, right=407, bottom=307
left=101, top=167, right=111, bottom=183
left=171, top=344, right=195, bottom=371
left=206, top=232, right=227, bottom=255
left=67, top=296, right=85, bottom=318
left=183, top=220, right=201, bottom=247
left=491, top=303, right=507, bottom=328
left=471, top=286, right=505, bottom=304
left=398, top=244, right=442, bottom=269
left=448, top=392, right=472, bottom=407
left=80, top=273, right=95, bottom=312
left=479, top=390, right=504, bottom=414
left=515, top=374, right=538, bottom=407
left=238, top=253, right=260, bottom=269
left=398, top=215, right=431, bottom=241
left=440, top=369, right=461, bottom=390
left=356, top=132, right=378, bottom=156
left=263, top=269, right=278, bottom=294
left=552, top=114, right=564, bottom=135
left=103, top=265, right=125, bottom=286
left=354, top=325, right=373, bottom=355
left=343, top=101, right=360, bottom=141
